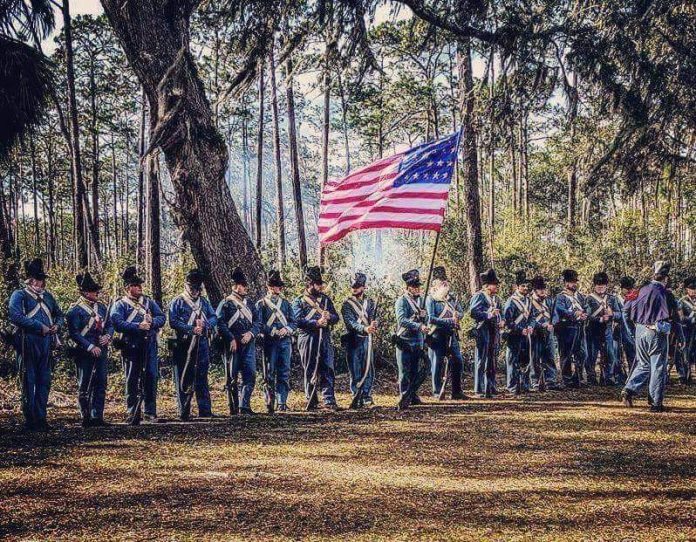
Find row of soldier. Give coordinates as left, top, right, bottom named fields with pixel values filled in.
left=6, top=257, right=694, bottom=430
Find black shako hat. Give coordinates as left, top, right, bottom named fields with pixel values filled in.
left=653, top=260, right=671, bottom=277
left=25, top=258, right=48, bottom=280
left=620, top=276, right=636, bottom=290
left=304, top=266, right=324, bottom=285
left=402, top=269, right=421, bottom=287
left=432, top=266, right=447, bottom=282
left=76, top=271, right=101, bottom=292
left=267, top=269, right=285, bottom=288
left=480, top=268, right=499, bottom=286
left=683, top=276, right=696, bottom=290
left=186, top=269, right=205, bottom=288
left=561, top=269, right=579, bottom=283
left=593, top=272, right=609, bottom=286
left=122, top=266, right=144, bottom=287
left=531, top=275, right=546, bottom=291
left=351, top=272, right=367, bottom=288
left=232, top=267, right=248, bottom=286
left=515, top=270, right=531, bottom=286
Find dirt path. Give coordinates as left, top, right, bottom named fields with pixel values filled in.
left=1, top=385, right=695, bottom=541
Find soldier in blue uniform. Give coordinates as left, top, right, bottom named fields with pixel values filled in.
left=8, top=258, right=64, bottom=431
left=529, top=275, right=559, bottom=390
left=425, top=266, right=466, bottom=400
left=66, top=271, right=113, bottom=427
left=553, top=269, right=587, bottom=388
left=394, top=269, right=428, bottom=409
left=256, top=270, right=296, bottom=412
left=676, top=277, right=696, bottom=384
left=169, top=269, right=217, bottom=420
left=292, top=266, right=340, bottom=410
left=622, top=261, right=681, bottom=412
left=110, top=266, right=166, bottom=425
left=584, top=272, right=622, bottom=385
left=217, top=267, right=261, bottom=415
left=503, top=271, right=534, bottom=395
left=469, top=268, right=503, bottom=397
left=341, top=272, right=378, bottom=407
left=616, top=276, right=638, bottom=377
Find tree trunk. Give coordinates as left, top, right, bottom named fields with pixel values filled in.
left=269, top=47, right=286, bottom=268
left=457, top=35, right=485, bottom=293
left=255, top=64, right=264, bottom=249
left=28, top=134, right=40, bottom=250
left=521, top=112, right=530, bottom=219
left=146, top=155, right=162, bottom=305
left=567, top=72, right=578, bottom=232
left=136, top=88, right=146, bottom=268
left=64, top=0, right=102, bottom=270
left=487, top=45, right=495, bottom=262
left=100, top=0, right=264, bottom=301
left=285, top=57, right=308, bottom=269
left=89, top=58, right=101, bottom=254
left=111, top=132, right=119, bottom=258
left=46, top=137, right=57, bottom=266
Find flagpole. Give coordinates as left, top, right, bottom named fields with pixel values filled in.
left=422, top=229, right=441, bottom=303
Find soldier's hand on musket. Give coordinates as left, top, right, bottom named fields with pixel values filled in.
left=317, top=316, right=328, bottom=327
left=139, top=320, right=151, bottom=331
left=420, top=324, right=428, bottom=334
left=230, top=339, right=238, bottom=353
left=601, top=314, right=610, bottom=323
left=366, top=321, right=377, bottom=334
left=488, top=308, right=500, bottom=319
left=48, top=325, right=58, bottom=335
left=546, top=323, right=554, bottom=333
left=241, top=331, right=253, bottom=345
left=99, top=334, right=110, bottom=346
left=91, top=346, right=102, bottom=358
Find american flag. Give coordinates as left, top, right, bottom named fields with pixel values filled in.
left=319, top=131, right=462, bottom=245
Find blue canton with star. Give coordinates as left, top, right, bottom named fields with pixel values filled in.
left=394, top=131, right=461, bottom=187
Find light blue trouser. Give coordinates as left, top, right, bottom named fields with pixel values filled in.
left=474, top=329, right=497, bottom=395
left=76, top=352, right=108, bottom=419
left=299, top=335, right=336, bottom=405
left=347, top=336, right=374, bottom=399
left=172, top=340, right=212, bottom=417
left=674, top=327, right=693, bottom=381
left=531, top=331, right=557, bottom=388
left=396, top=340, right=422, bottom=402
left=586, top=325, right=621, bottom=385
left=506, top=334, right=531, bottom=393
left=124, top=338, right=159, bottom=418
left=234, top=343, right=257, bottom=409
left=264, top=338, right=292, bottom=405
left=18, top=333, right=53, bottom=424
left=624, top=324, right=668, bottom=405
left=428, top=336, right=464, bottom=396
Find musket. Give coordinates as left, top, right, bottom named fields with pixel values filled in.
left=437, top=295, right=458, bottom=401
left=132, top=301, right=153, bottom=422
left=223, top=340, right=238, bottom=415
left=350, top=299, right=379, bottom=410
left=259, top=334, right=276, bottom=414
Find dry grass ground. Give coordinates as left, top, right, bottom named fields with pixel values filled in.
left=1, top=378, right=695, bottom=541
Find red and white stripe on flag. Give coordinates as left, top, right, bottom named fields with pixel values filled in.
left=318, top=132, right=460, bottom=245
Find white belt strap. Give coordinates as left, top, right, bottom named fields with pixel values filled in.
left=24, top=289, right=53, bottom=325
left=264, top=295, right=288, bottom=328
left=531, top=297, right=550, bottom=322
left=345, top=296, right=370, bottom=326
left=77, top=301, right=102, bottom=337
left=224, top=293, right=252, bottom=328
left=590, top=293, right=607, bottom=318
left=511, top=295, right=530, bottom=325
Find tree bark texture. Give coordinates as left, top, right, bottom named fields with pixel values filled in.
left=100, top=0, right=265, bottom=301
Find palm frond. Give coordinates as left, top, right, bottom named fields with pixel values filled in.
left=0, top=35, right=54, bottom=160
